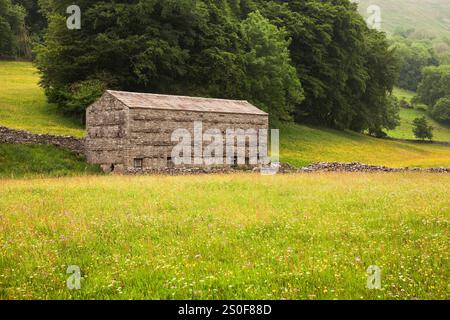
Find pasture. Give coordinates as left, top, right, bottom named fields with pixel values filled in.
left=0, top=173, right=448, bottom=299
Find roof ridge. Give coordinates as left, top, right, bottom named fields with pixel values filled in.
left=107, top=90, right=250, bottom=104
left=104, top=90, right=268, bottom=115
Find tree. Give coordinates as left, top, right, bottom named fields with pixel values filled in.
left=35, top=0, right=399, bottom=131
left=252, top=0, right=399, bottom=132
left=240, top=11, right=303, bottom=123
left=0, top=0, right=26, bottom=58
left=412, top=116, right=433, bottom=140
left=416, top=65, right=450, bottom=107
left=391, top=39, right=438, bottom=91
left=35, top=0, right=249, bottom=117
left=431, top=97, right=450, bottom=124
left=35, top=0, right=303, bottom=122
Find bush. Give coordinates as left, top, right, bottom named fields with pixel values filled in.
left=368, top=129, right=388, bottom=138
left=399, top=98, right=412, bottom=109
left=431, top=97, right=450, bottom=123
left=65, top=80, right=106, bottom=114
left=412, top=116, right=434, bottom=140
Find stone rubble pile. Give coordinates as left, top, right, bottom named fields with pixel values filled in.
left=299, top=162, right=450, bottom=173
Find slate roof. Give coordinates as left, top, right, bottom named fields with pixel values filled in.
left=106, top=90, right=267, bottom=115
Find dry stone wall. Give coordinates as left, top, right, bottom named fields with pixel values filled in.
left=0, top=126, right=85, bottom=155
left=299, top=162, right=450, bottom=173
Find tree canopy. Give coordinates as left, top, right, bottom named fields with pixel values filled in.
left=416, top=65, right=450, bottom=107
left=34, top=0, right=399, bottom=132
left=390, top=38, right=438, bottom=91
left=0, top=0, right=26, bottom=58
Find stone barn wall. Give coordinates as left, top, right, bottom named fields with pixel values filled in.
left=126, top=108, right=269, bottom=170
left=85, top=93, right=129, bottom=172
left=85, top=91, right=269, bottom=173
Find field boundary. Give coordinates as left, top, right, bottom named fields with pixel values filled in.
left=379, top=136, right=450, bottom=146
left=300, top=162, right=450, bottom=173
left=0, top=126, right=85, bottom=156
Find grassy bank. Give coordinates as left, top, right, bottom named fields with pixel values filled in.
left=0, top=173, right=448, bottom=300
left=279, top=124, right=450, bottom=168
left=0, top=61, right=85, bottom=138
left=0, top=144, right=100, bottom=178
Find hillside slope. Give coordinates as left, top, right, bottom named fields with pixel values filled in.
left=387, top=88, right=450, bottom=141
left=357, top=0, right=450, bottom=38
left=280, top=124, right=450, bottom=168
left=0, top=61, right=85, bottom=138
left=1, top=61, right=450, bottom=173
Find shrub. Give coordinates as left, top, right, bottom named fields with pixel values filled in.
left=412, top=116, right=434, bottom=140
left=399, top=98, right=412, bottom=109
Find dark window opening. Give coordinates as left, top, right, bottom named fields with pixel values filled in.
left=167, top=157, right=174, bottom=168
left=134, top=158, right=143, bottom=170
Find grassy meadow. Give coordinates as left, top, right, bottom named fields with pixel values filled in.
left=0, top=61, right=85, bottom=138
left=0, top=173, right=449, bottom=300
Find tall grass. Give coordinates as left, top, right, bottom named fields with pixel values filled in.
left=0, top=173, right=448, bottom=300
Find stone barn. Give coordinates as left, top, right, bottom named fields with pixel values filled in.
left=86, top=90, right=269, bottom=173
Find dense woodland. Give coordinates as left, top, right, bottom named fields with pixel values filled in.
left=0, top=0, right=424, bottom=134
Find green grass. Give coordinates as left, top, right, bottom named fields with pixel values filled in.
left=0, top=173, right=448, bottom=300
left=0, top=144, right=101, bottom=178
left=0, top=61, right=85, bottom=138
left=388, top=88, right=450, bottom=141
left=279, top=123, right=450, bottom=168
left=357, top=0, right=450, bottom=38
left=393, top=87, right=415, bottom=103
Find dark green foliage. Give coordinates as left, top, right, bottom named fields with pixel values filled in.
left=0, top=0, right=26, bottom=57
left=416, top=65, right=450, bottom=107
left=431, top=97, right=450, bottom=124
left=35, top=0, right=399, bottom=130
left=412, top=116, right=433, bottom=140
left=240, top=11, right=303, bottom=122
left=391, top=38, right=439, bottom=91
left=13, top=0, right=46, bottom=36
left=64, top=79, right=106, bottom=122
